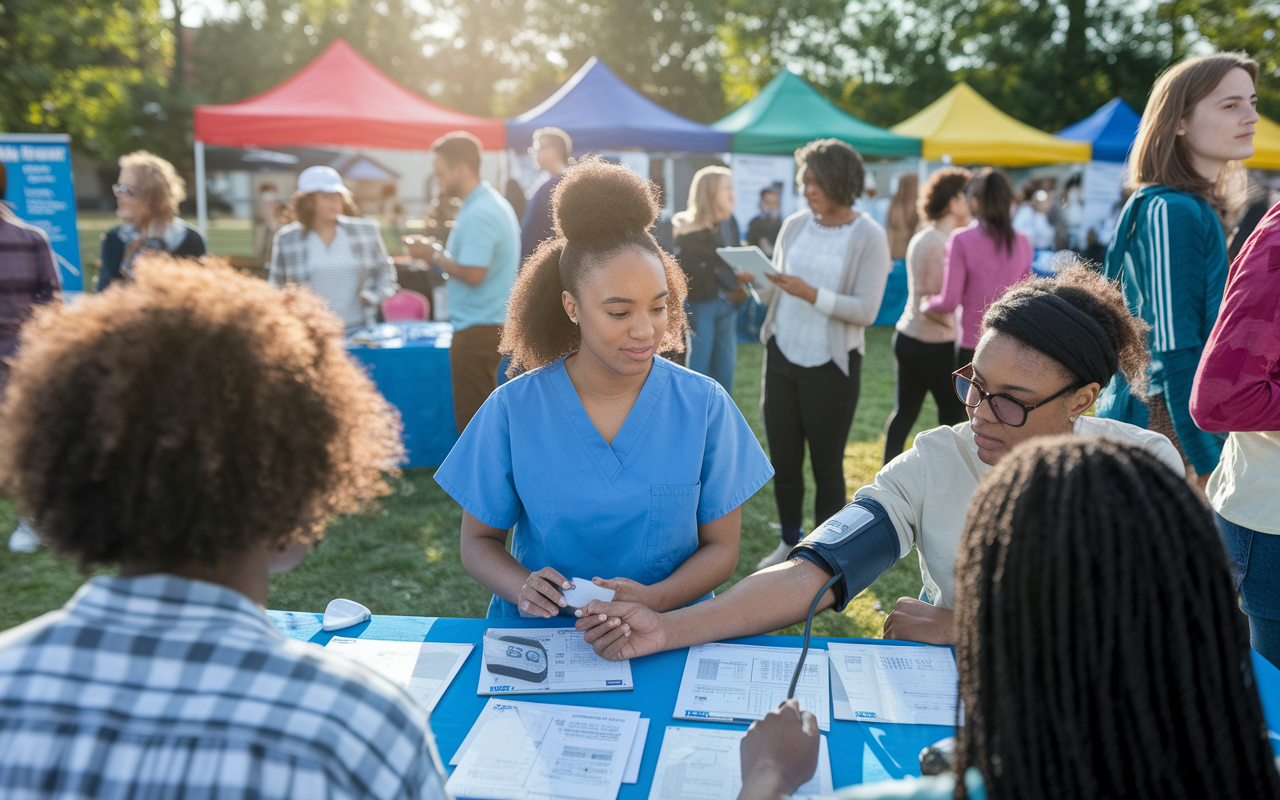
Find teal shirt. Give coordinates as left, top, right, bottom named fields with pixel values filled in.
left=445, top=181, right=521, bottom=331
left=831, top=768, right=986, bottom=800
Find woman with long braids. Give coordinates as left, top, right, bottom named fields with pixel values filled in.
left=738, top=436, right=1280, bottom=800
left=434, top=157, right=772, bottom=618
left=1099, top=52, right=1260, bottom=486
left=576, top=260, right=1184, bottom=656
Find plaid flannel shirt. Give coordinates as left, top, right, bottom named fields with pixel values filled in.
left=268, top=216, right=398, bottom=306
left=0, top=575, right=449, bottom=800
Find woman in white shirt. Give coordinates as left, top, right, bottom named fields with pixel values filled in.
left=576, top=260, right=1184, bottom=658
left=268, top=166, right=397, bottom=332
left=754, top=139, right=892, bottom=569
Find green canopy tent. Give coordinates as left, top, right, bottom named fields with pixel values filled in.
left=712, top=71, right=921, bottom=157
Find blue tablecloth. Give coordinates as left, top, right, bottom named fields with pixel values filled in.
left=269, top=611, right=1280, bottom=797
left=347, top=322, right=458, bottom=468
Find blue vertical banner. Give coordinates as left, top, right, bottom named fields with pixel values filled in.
left=0, top=133, right=83, bottom=291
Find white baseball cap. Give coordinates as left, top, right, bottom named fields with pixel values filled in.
left=297, top=166, right=347, bottom=195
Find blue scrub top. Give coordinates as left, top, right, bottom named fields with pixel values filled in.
left=434, top=355, right=774, bottom=618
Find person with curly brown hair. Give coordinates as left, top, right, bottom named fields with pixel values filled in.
left=754, top=138, right=893, bottom=570
left=0, top=256, right=451, bottom=799
left=434, top=156, right=773, bottom=619
left=576, top=261, right=1184, bottom=658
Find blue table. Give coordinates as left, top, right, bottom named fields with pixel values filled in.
left=270, top=612, right=1280, bottom=796
left=347, top=322, right=458, bottom=468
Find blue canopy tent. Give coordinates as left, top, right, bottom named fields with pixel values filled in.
left=506, top=57, right=731, bottom=152
left=1057, top=98, right=1141, bottom=163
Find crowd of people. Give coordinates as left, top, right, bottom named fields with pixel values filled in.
left=0, top=49, right=1277, bottom=800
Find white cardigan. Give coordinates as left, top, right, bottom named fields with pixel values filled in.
left=756, top=210, right=891, bottom=375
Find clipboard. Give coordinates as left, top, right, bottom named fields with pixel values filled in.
left=715, top=246, right=776, bottom=285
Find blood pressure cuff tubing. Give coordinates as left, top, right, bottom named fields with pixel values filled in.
left=788, top=497, right=901, bottom=612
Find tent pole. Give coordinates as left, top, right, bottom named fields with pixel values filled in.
left=917, top=156, right=927, bottom=188
left=195, top=139, right=207, bottom=234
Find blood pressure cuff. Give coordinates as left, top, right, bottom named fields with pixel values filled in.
left=788, top=497, right=901, bottom=612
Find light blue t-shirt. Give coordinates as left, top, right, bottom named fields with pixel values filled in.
left=445, top=181, right=521, bottom=331
left=434, top=355, right=774, bottom=618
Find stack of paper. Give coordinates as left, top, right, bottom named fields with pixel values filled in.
left=647, top=727, right=833, bottom=800
left=325, top=637, right=471, bottom=714
left=673, top=643, right=831, bottom=730
left=446, top=698, right=642, bottom=800
left=827, top=642, right=960, bottom=725
left=479, top=627, right=633, bottom=696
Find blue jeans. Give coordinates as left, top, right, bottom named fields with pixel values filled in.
left=687, top=297, right=738, bottom=393
left=1217, top=512, right=1280, bottom=668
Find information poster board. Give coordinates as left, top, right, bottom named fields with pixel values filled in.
left=0, top=133, right=83, bottom=291
left=731, top=153, right=799, bottom=237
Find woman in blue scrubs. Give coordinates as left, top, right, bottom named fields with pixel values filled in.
left=434, top=156, right=774, bottom=619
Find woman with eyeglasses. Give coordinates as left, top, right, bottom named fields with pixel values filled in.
left=98, top=151, right=207, bottom=290
left=575, top=260, right=1186, bottom=658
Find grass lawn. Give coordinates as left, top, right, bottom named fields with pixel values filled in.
left=1, top=283, right=941, bottom=636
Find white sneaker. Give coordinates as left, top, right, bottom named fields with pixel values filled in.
left=8, top=519, right=38, bottom=553
left=754, top=541, right=793, bottom=571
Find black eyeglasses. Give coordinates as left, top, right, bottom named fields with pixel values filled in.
left=112, top=183, right=136, bottom=197
left=952, top=364, right=1079, bottom=428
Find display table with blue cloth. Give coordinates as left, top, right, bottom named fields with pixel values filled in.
left=347, top=322, right=458, bottom=468
left=267, top=611, right=1280, bottom=796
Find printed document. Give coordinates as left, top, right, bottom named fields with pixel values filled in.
left=451, top=704, right=650, bottom=784
left=479, top=627, right=633, bottom=695
left=445, top=698, right=641, bottom=800
left=828, top=642, right=960, bottom=725
left=673, top=643, right=830, bottom=731
left=646, top=726, right=832, bottom=800
left=325, top=638, right=471, bottom=714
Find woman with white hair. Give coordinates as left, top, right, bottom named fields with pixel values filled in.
left=98, top=150, right=206, bottom=290
left=268, top=166, right=398, bottom=332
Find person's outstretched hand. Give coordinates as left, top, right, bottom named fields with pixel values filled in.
left=738, top=699, right=820, bottom=800
left=882, top=597, right=956, bottom=645
left=574, top=600, right=666, bottom=660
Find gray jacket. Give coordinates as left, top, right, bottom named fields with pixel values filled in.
left=267, top=216, right=398, bottom=308
left=757, top=210, right=891, bottom=375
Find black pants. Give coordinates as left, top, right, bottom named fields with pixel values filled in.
left=763, top=337, right=861, bottom=534
left=957, top=347, right=975, bottom=370
left=883, top=331, right=968, bottom=462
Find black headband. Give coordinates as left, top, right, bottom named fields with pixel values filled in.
left=986, top=291, right=1118, bottom=388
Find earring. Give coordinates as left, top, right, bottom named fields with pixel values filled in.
left=1069, top=415, right=1078, bottom=422
left=570, top=318, right=578, bottom=325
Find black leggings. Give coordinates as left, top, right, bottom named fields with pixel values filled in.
left=763, top=337, right=861, bottom=535
left=883, top=331, right=968, bottom=463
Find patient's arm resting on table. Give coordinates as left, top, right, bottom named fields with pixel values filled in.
left=576, top=498, right=901, bottom=659
left=883, top=597, right=956, bottom=645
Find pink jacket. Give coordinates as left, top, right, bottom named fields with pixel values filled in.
left=924, top=222, right=1033, bottom=349
left=1190, top=202, right=1280, bottom=432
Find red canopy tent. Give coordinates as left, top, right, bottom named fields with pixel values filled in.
left=192, top=39, right=506, bottom=229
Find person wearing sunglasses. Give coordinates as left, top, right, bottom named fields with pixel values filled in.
left=98, top=151, right=206, bottom=290
left=576, top=260, right=1185, bottom=657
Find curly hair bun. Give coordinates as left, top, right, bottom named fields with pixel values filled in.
left=552, top=155, right=661, bottom=244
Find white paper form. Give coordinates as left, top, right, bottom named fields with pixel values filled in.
left=479, top=627, right=633, bottom=695
left=827, top=643, right=960, bottom=726
left=646, top=726, right=833, bottom=800
left=673, top=643, right=830, bottom=731
left=445, top=698, right=640, bottom=800
left=451, top=705, right=650, bottom=784
left=325, top=637, right=472, bottom=714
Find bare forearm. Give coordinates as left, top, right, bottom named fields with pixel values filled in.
left=646, top=540, right=737, bottom=612
left=460, top=535, right=528, bottom=605
left=659, top=559, right=837, bottom=650
left=437, top=254, right=487, bottom=286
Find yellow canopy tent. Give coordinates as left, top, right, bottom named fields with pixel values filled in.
left=891, top=82, right=1091, bottom=166
left=1245, top=114, right=1280, bottom=171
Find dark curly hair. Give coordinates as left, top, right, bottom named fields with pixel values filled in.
left=500, top=156, right=688, bottom=373
left=954, top=436, right=1280, bottom=800
left=919, top=167, right=972, bottom=222
left=0, top=255, right=404, bottom=570
left=794, top=138, right=865, bottom=208
left=981, top=258, right=1150, bottom=398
